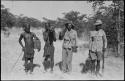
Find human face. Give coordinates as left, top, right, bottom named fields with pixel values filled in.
left=95, top=24, right=101, bottom=31
left=24, top=25, right=30, bottom=33
left=67, top=23, right=72, bottom=31
left=49, top=26, right=54, bottom=32
left=45, top=23, right=50, bottom=31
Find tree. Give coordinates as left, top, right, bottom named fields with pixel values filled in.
left=1, top=4, right=43, bottom=29
left=88, top=0, right=124, bottom=56
left=63, top=11, right=87, bottom=37
left=1, top=5, right=16, bottom=29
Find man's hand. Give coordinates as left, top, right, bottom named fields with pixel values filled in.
left=103, top=48, right=106, bottom=52
left=38, top=49, right=40, bottom=52
left=72, top=46, right=78, bottom=52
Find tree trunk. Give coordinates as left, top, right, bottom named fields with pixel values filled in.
left=117, top=7, right=121, bottom=57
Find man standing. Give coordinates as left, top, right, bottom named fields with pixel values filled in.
left=43, top=23, right=56, bottom=72
left=89, top=20, right=107, bottom=76
left=60, top=23, right=78, bottom=73
left=19, top=24, right=39, bottom=74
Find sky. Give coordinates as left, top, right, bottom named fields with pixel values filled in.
left=1, top=1, right=112, bottom=21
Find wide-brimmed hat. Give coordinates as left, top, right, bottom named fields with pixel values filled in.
left=65, top=21, right=75, bottom=29
left=94, top=19, right=102, bottom=25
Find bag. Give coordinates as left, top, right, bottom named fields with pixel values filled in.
left=33, top=38, right=41, bottom=51
left=72, top=46, right=78, bottom=53
left=59, top=32, right=63, bottom=40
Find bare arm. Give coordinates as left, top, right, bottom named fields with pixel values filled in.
left=19, top=34, right=24, bottom=48
left=75, top=31, right=78, bottom=47
left=88, top=32, right=93, bottom=58
left=89, top=32, right=93, bottom=51
left=43, top=31, right=48, bottom=42
left=53, top=30, right=56, bottom=41
left=59, top=28, right=67, bottom=40
left=102, top=31, right=107, bottom=49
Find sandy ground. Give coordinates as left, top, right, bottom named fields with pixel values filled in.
left=1, top=28, right=124, bottom=80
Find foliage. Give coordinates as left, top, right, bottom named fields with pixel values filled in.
left=1, top=1, right=124, bottom=46
left=1, top=6, right=16, bottom=29
left=41, top=11, right=88, bottom=37
left=1, top=4, right=43, bottom=30
left=88, top=0, right=124, bottom=53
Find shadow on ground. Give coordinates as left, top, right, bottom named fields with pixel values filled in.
left=24, top=63, right=41, bottom=72
left=55, top=61, right=62, bottom=71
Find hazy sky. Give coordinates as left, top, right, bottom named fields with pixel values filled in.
left=1, top=1, right=112, bottom=21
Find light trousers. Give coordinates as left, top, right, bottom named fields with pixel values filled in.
left=62, top=48, right=73, bottom=72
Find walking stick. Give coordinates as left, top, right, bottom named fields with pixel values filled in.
left=10, top=51, right=23, bottom=73
left=102, top=50, right=105, bottom=73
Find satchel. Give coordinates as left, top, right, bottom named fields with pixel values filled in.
left=33, top=38, right=41, bottom=51
left=72, top=46, right=78, bottom=53
left=59, top=32, right=63, bottom=40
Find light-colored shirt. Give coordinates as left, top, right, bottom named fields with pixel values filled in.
left=89, top=29, right=107, bottom=52
left=63, top=29, right=77, bottom=48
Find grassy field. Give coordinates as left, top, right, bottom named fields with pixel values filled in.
left=1, top=28, right=124, bottom=80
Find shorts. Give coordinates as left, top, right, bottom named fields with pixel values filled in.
left=89, top=51, right=102, bottom=61
left=24, top=50, right=34, bottom=58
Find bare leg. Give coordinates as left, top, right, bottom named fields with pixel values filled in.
left=96, top=60, right=100, bottom=75
left=24, top=57, right=28, bottom=73
left=91, top=60, right=96, bottom=74
left=50, top=46, right=54, bottom=72
left=44, top=56, right=49, bottom=71
left=50, top=56, right=54, bottom=72
left=30, top=58, right=33, bottom=73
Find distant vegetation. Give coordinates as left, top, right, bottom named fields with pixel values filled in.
left=1, top=0, right=124, bottom=55
left=1, top=4, right=44, bottom=30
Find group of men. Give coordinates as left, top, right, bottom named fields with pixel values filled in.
left=18, top=19, right=107, bottom=76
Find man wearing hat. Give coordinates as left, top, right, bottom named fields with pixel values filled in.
left=59, top=22, right=78, bottom=73
left=89, top=19, right=107, bottom=76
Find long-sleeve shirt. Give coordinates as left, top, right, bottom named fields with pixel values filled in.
left=89, top=29, right=107, bottom=52
left=63, top=29, right=78, bottom=49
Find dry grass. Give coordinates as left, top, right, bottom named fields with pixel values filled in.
left=1, top=28, right=124, bottom=80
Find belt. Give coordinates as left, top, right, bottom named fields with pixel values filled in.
left=64, top=39, right=70, bottom=41
left=63, top=47, right=72, bottom=50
